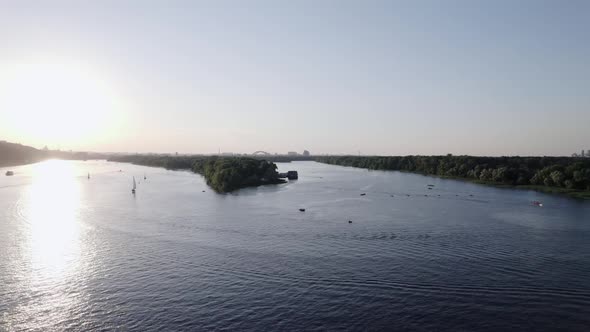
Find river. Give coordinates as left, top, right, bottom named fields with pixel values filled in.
left=1, top=160, right=589, bottom=331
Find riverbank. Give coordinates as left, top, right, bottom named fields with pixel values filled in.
left=0, top=140, right=108, bottom=168
left=316, top=156, right=590, bottom=200
left=473, top=181, right=590, bottom=200
left=438, top=176, right=590, bottom=200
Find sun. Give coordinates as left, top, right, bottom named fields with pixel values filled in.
left=0, top=61, right=120, bottom=147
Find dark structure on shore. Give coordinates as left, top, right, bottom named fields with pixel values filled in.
left=279, top=171, right=299, bottom=180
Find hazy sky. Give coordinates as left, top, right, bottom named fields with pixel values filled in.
left=0, top=0, right=588, bottom=156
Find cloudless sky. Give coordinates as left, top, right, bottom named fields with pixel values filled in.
left=0, top=0, right=588, bottom=156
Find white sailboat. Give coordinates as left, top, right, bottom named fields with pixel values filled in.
left=132, top=176, right=136, bottom=194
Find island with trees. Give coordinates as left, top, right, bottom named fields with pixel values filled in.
left=316, top=155, right=590, bottom=199
left=109, top=155, right=285, bottom=193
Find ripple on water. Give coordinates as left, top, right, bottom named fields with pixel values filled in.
left=1, top=160, right=590, bottom=331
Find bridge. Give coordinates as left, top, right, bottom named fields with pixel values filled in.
left=252, top=151, right=271, bottom=156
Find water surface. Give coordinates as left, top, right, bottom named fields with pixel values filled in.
left=1, top=160, right=589, bottom=331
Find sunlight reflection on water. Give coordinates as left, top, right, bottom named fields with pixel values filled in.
left=27, top=160, right=81, bottom=277
left=15, top=160, right=84, bottom=329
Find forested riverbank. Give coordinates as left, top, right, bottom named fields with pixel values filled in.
left=108, top=155, right=285, bottom=193
left=0, top=140, right=102, bottom=167
left=316, top=155, right=590, bottom=199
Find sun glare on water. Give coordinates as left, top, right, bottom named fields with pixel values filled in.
left=6, top=160, right=88, bottom=328
left=24, top=160, right=83, bottom=278
left=0, top=61, right=121, bottom=147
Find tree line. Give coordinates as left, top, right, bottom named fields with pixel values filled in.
left=0, top=140, right=100, bottom=167
left=315, top=155, right=590, bottom=192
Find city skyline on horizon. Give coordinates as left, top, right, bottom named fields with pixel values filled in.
left=8, top=140, right=590, bottom=158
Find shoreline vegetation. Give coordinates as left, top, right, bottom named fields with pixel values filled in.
left=316, top=156, right=590, bottom=200
left=0, top=140, right=105, bottom=167
left=3, top=140, right=590, bottom=199
left=108, top=155, right=285, bottom=193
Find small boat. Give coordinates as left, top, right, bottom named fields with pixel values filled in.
left=144, top=174, right=147, bottom=180
left=299, top=208, right=305, bottom=212
left=348, top=220, right=352, bottom=224
left=532, top=201, right=543, bottom=207
left=6, top=171, right=14, bottom=176
left=132, top=176, right=136, bottom=194
left=360, top=193, right=366, bottom=196
left=87, top=172, right=90, bottom=180
left=428, top=187, right=433, bottom=190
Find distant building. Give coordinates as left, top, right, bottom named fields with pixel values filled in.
left=287, top=151, right=298, bottom=156
left=582, top=150, right=586, bottom=157
left=303, top=150, right=310, bottom=157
